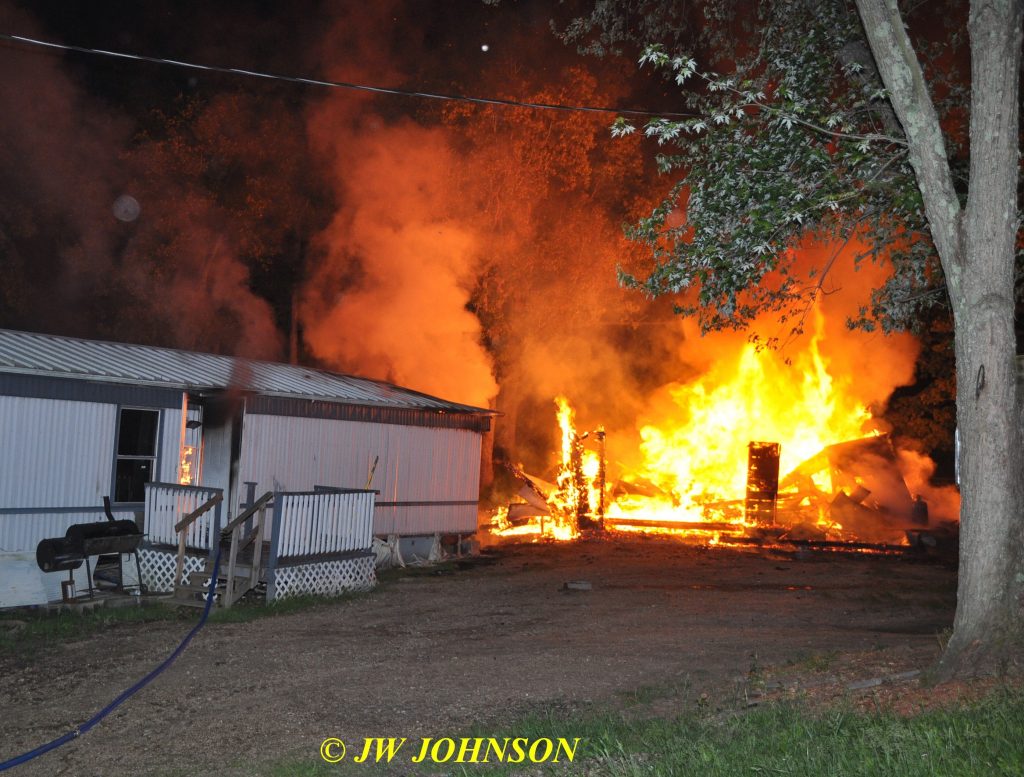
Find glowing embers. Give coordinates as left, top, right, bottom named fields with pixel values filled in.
left=487, top=393, right=938, bottom=549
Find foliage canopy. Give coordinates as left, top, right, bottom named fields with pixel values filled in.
left=562, top=0, right=978, bottom=341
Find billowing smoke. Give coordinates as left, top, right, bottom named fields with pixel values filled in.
left=0, top=3, right=123, bottom=331
left=897, top=447, right=960, bottom=523
left=298, top=5, right=939, bottom=508
left=301, top=121, right=498, bottom=406
left=586, top=240, right=921, bottom=458
left=299, top=4, right=499, bottom=407
left=301, top=5, right=666, bottom=424
left=0, top=2, right=282, bottom=358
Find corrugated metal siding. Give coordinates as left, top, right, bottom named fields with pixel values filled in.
left=0, top=395, right=116, bottom=508
left=0, top=394, right=143, bottom=603
left=0, top=372, right=182, bottom=408
left=0, top=398, right=197, bottom=510
left=158, top=408, right=182, bottom=484
left=239, top=415, right=481, bottom=535
left=373, top=504, right=477, bottom=535
left=246, top=395, right=490, bottom=432
left=0, top=328, right=492, bottom=416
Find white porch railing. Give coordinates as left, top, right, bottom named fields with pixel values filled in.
left=265, top=489, right=377, bottom=601
left=144, top=482, right=223, bottom=549
left=272, top=490, right=375, bottom=560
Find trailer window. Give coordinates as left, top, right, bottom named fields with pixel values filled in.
left=114, top=408, right=159, bottom=502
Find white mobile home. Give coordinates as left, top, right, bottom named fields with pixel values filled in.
left=0, top=328, right=493, bottom=606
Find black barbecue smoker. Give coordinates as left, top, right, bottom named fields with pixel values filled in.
left=35, top=498, right=144, bottom=601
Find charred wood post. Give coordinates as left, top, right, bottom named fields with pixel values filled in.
left=746, top=441, right=781, bottom=525
left=569, top=431, right=591, bottom=530
left=596, top=428, right=606, bottom=527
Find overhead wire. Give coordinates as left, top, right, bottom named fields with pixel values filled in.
left=0, top=32, right=697, bottom=119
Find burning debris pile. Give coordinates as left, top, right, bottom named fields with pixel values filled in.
left=776, top=435, right=930, bottom=545
left=486, top=321, right=959, bottom=551
left=491, top=398, right=605, bottom=541
left=488, top=399, right=949, bottom=549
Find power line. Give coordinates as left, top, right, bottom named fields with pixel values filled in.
left=0, top=32, right=696, bottom=119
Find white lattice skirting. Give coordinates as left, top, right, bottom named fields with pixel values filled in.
left=271, top=555, right=376, bottom=601
left=139, top=547, right=206, bottom=593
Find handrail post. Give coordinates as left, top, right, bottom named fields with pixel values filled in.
left=251, top=504, right=266, bottom=590
left=225, top=525, right=240, bottom=608
left=212, top=499, right=223, bottom=560
left=175, top=523, right=187, bottom=587
left=170, top=492, right=223, bottom=592
left=265, top=493, right=283, bottom=602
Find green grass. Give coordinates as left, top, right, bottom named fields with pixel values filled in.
left=616, top=683, right=678, bottom=708
left=0, top=601, right=189, bottom=655
left=0, top=589, right=373, bottom=658
left=571, top=693, right=1024, bottom=777
left=263, top=688, right=1024, bottom=776
left=0, top=561, right=458, bottom=659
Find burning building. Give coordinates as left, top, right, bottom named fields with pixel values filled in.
left=486, top=303, right=960, bottom=550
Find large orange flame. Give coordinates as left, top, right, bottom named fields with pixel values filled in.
left=611, top=307, right=876, bottom=525
left=488, top=298, right=957, bottom=547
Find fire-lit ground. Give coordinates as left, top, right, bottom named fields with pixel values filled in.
left=0, top=537, right=957, bottom=776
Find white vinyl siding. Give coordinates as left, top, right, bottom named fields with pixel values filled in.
left=239, top=415, right=481, bottom=535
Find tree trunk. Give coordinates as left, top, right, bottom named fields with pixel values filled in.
left=942, top=281, right=1023, bottom=677
left=857, top=0, right=1024, bottom=677
left=936, top=0, right=1024, bottom=678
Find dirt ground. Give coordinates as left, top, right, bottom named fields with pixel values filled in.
left=0, top=535, right=958, bottom=776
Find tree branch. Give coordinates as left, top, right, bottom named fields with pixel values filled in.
left=854, top=0, right=963, bottom=297
left=691, top=69, right=907, bottom=147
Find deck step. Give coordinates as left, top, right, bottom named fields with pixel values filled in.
left=191, top=573, right=260, bottom=588
left=171, top=519, right=270, bottom=606
left=177, top=570, right=260, bottom=603
left=175, top=583, right=217, bottom=595
left=169, top=585, right=217, bottom=606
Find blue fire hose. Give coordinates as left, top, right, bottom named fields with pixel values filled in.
left=0, top=546, right=223, bottom=772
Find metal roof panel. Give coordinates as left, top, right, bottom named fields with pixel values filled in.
left=0, top=329, right=492, bottom=415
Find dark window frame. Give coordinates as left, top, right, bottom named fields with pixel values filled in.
left=111, top=406, right=161, bottom=505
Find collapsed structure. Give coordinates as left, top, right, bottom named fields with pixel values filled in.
left=490, top=396, right=951, bottom=550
